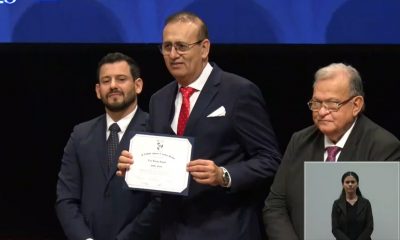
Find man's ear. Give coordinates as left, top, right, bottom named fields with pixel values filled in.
left=134, top=78, right=143, bottom=94
left=95, top=83, right=101, bottom=99
left=352, top=96, right=364, bottom=116
left=200, top=39, right=210, bottom=60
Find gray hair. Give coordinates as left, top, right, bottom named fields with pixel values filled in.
left=313, top=63, right=364, bottom=97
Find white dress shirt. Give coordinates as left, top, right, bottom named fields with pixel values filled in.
left=323, top=118, right=357, bottom=162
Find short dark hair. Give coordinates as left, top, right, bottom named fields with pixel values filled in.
left=97, top=52, right=140, bottom=81
left=164, top=11, right=209, bottom=40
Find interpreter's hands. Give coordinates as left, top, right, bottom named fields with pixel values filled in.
left=187, top=159, right=223, bottom=186
left=116, top=150, right=133, bottom=177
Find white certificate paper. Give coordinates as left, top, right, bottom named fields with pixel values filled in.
left=125, top=133, right=192, bottom=195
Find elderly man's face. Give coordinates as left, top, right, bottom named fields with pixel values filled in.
left=311, top=73, right=363, bottom=143
left=161, top=21, right=209, bottom=86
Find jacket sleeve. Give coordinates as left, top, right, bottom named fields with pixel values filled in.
left=116, top=195, right=161, bottom=240
left=55, top=129, right=93, bottom=240
left=227, top=81, right=282, bottom=193
left=356, top=199, right=373, bottom=240
left=263, top=135, right=299, bottom=240
left=331, top=200, right=351, bottom=240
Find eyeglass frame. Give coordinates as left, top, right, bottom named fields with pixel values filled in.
left=159, top=39, right=204, bottom=55
left=307, top=95, right=357, bottom=112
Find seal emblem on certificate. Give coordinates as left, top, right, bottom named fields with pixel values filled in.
left=125, top=133, right=193, bottom=196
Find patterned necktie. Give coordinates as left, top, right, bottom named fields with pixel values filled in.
left=107, top=123, right=121, bottom=170
left=325, top=146, right=341, bottom=162
left=177, top=87, right=196, bottom=136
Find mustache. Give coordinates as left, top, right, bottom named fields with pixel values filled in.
left=107, top=89, right=123, bottom=97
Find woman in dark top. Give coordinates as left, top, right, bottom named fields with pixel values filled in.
left=331, top=171, right=373, bottom=240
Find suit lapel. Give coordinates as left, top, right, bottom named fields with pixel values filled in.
left=106, top=108, right=148, bottom=182
left=314, top=134, right=325, bottom=161
left=166, top=85, right=178, bottom=135
left=95, top=116, right=109, bottom=179
left=308, top=131, right=325, bottom=161
left=184, top=66, right=221, bottom=136
left=337, top=116, right=364, bottom=161
left=154, top=82, right=178, bottom=135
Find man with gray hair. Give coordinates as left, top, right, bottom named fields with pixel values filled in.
left=117, top=11, right=281, bottom=240
left=263, top=63, right=400, bottom=240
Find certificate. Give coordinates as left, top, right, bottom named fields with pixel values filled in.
left=125, top=133, right=193, bottom=196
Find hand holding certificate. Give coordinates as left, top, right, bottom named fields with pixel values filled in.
left=125, top=133, right=193, bottom=195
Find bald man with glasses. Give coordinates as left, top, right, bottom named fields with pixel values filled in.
left=263, top=63, right=400, bottom=240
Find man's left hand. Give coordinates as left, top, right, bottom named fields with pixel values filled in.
left=187, top=159, right=223, bottom=186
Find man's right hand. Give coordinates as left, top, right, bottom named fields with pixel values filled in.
left=116, top=150, right=134, bottom=177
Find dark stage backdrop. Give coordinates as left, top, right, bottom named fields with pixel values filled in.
left=1, top=44, right=399, bottom=239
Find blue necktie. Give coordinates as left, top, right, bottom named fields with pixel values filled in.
left=107, top=123, right=120, bottom=170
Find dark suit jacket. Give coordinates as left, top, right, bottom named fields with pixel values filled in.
left=56, top=109, right=158, bottom=240
left=263, top=114, right=400, bottom=240
left=147, top=63, right=281, bottom=240
left=332, top=197, right=373, bottom=240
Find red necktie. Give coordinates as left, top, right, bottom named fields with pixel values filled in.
left=177, top=87, right=196, bottom=136
left=325, top=146, right=341, bottom=162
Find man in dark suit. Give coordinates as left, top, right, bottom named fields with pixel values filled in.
left=117, top=11, right=282, bottom=240
left=56, top=52, right=158, bottom=240
left=263, top=63, right=400, bottom=240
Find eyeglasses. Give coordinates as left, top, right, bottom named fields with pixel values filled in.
left=307, top=96, right=356, bottom=112
left=159, top=39, right=204, bottom=55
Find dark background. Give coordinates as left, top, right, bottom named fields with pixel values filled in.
left=1, top=44, right=399, bottom=239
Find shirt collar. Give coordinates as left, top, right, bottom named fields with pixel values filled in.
left=179, top=62, right=213, bottom=91
left=324, top=118, right=357, bottom=148
left=106, top=105, right=137, bottom=134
